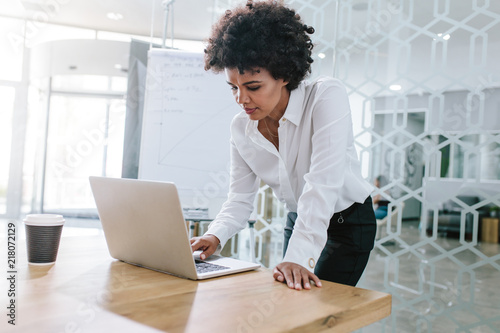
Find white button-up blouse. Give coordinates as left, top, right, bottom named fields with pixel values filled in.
left=205, top=76, right=373, bottom=272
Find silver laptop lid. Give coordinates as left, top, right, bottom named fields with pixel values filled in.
left=89, top=176, right=198, bottom=279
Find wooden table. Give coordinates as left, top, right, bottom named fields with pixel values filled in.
left=3, top=234, right=391, bottom=332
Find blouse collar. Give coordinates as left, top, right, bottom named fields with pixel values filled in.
left=244, top=80, right=306, bottom=136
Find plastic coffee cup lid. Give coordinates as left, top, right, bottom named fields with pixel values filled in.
left=23, top=214, right=65, bottom=226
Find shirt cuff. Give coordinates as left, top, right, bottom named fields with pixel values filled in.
left=204, top=224, right=231, bottom=254
left=282, top=231, right=326, bottom=273
left=202, top=233, right=222, bottom=256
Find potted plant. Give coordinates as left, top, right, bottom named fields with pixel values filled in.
left=490, top=206, right=499, bottom=218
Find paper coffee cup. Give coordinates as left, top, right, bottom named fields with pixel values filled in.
left=23, top=214, right=65, bottom=265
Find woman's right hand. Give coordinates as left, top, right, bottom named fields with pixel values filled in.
left=190, top=234, right=220, bottom=260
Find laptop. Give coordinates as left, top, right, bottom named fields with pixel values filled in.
left=89, top=176, right=260, bottom=280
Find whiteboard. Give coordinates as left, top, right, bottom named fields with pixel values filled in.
left=139, top=49, right=236, bottom=214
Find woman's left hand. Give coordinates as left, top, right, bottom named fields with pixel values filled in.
left=273, top=262, right=322, bottom=290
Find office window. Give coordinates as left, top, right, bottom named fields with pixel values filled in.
left=43, top=92, right=125, bottom=214
left=0, top=86, right=15, bottom=214
left=0, top=17, right=25, bottom=82
left=19, top=78, right=49, bottom=216
left=105, top=99, right=126, bottom=176
left=111, top=77, right=127, bottom=92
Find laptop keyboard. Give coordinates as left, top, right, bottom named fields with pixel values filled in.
left=195, top=260, right=229, bottom=273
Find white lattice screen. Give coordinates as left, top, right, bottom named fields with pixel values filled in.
left=207, top=1, right=500, bottom=331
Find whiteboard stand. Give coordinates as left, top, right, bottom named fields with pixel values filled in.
left=162, top=0, right=175, bottom=48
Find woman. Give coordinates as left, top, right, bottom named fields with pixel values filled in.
left=190, top=0, right=376, bottom=290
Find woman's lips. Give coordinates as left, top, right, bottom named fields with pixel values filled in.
left=245, top=107, right=257, bottom=115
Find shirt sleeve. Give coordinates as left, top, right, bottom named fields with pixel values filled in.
left=204, top=136, right=260, bottom=251
left=282, top=80, right=354, bottom=272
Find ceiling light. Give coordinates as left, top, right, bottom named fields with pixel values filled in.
left=107, top=12, right=123, bottom=20
left=318, top=53, right=326, bottom=59
left=389, top=84, right=402, bottom=91
left=435, top=33, right=451, bottom=41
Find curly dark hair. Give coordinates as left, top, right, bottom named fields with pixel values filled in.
left=204, top=0, right=315, bottom=91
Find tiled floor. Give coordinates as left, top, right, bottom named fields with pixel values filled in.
left=358, top=221, right=500, bottom=332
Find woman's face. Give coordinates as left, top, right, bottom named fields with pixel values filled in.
left=225, top=67, right=289, bottom=121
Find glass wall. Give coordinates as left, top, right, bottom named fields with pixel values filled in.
left=230, top=0, right=500, bottom=331
left=332, top=0, right=500, bottom=331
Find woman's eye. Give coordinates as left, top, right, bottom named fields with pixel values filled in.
left=247, top=86, right=260, bottom=91
left=230, top=86, right=238, bottom=91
